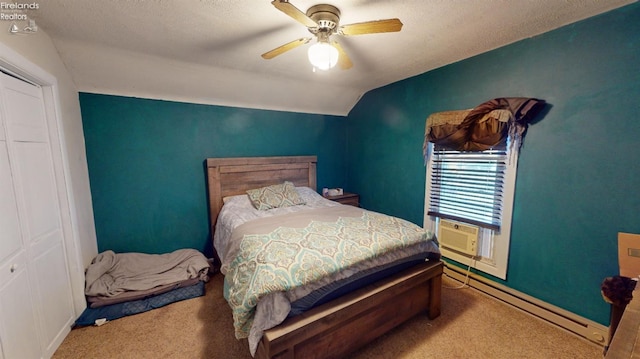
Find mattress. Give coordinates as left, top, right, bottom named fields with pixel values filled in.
left=74, top=281, right=205, bottom=327
left=287, top=251, right=439, bottom=316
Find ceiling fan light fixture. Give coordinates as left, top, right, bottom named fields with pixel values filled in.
left=266, top=1, right=402, bottom=70
left=307, top=41, right=338, bottom=71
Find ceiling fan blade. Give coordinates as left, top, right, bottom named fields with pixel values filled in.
left=339, top=18, right=403, bottom=36
left=332, top=41, right=353, bottom=70
left=261, top=37, right=312, bottom=59
left=271, top=0, right=317, bottom=28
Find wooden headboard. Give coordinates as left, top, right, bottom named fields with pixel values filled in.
left=205, top=156, right=317, bottom=231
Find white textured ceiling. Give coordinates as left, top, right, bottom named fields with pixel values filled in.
left=23, top=0, right=635, bottom=116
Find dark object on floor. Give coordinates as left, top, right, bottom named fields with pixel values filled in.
left=601, top=275, right=637, bottom=355
left=601, top=275, right=637, bottom=307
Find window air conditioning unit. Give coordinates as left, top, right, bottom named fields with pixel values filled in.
left=438, top=219, right=479, bottom=256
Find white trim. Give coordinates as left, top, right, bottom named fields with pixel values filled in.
left=0, top=42, right=85, bottom=318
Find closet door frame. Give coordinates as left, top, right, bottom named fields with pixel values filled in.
left=0, top=43, right=85, bottom=321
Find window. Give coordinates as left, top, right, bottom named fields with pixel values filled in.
left=427, top=146, right=507, bottom=229
left=424, top=142, right=519, bottom=279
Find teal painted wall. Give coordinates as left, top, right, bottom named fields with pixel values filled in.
left=80, top=3, right=638, bottom=327
left=345, top=3, right=640, bottom=325
left=80, top=94, right=347, bottom=257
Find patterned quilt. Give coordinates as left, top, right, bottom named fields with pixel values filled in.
left=222, top=205, right=434, bottom=339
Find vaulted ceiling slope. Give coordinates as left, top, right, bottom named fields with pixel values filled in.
left=24, top=0, right=634, bottom=116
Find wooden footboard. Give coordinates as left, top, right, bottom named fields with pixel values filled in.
left=255, top=260, right=443, bottom=359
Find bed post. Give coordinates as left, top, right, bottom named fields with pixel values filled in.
left=428, top=269, right=442, bottom=319
left=308, top=160, right=317, bottom=191
left=206, top=161, right=223, bottom=272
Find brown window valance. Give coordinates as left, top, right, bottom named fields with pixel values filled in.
left=423, top=97, right=545, bottom=158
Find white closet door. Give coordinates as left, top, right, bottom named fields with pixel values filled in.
left=0, top=118, right=21, bottom=275
left=0, top=252, right=41, bottom=359
left=0, top=72, right=74, bottom=358
left=0, top=137, right=41, bottom=359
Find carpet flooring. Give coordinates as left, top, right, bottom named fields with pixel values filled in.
left=53, top=274, right=602, bottom=358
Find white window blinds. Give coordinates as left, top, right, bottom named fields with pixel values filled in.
left=427, top=145, right=507, bottom=230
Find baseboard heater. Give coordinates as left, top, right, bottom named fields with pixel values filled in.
left=443, top=263, right=609, bottom=347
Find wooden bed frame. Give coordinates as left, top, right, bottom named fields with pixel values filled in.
left=206, top=156, right=443, bottom=359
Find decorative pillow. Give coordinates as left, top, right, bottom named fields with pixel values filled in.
left=246, top=181, right=305, bottom=210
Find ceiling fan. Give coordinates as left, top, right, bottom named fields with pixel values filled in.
left=261, top=0, right=403, bottom=71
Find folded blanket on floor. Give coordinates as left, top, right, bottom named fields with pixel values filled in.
left=86, top=277, right=201, bottom=308
left=85, top=249, right=210, bottom=297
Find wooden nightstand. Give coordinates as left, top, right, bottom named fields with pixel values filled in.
left=326, top=192, right=360, bottom=207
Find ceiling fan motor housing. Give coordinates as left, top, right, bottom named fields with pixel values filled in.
left=307, top=4, right=341, bottom=33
